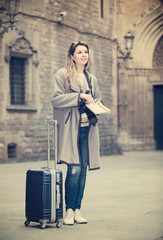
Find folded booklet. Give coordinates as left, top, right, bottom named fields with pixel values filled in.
left=86, top=102, right=111, bottom=115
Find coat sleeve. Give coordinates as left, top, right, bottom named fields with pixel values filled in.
left=51, top=69, right=80, bottom=109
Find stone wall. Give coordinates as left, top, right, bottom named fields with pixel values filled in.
left=0, top=0, right=119, bottom=162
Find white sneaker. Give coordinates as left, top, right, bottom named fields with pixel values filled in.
left=63, top=209, right=74, bottom=225
left=74, top=209, right=87, bottom=224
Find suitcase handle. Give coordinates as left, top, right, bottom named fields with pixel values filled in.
left=47, top=120, right=58, bottom=169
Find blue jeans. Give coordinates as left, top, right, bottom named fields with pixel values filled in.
left=65, top=126, right=89, bottom=211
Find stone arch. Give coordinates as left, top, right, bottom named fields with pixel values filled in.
left=131, top=1, right=163, bottom=68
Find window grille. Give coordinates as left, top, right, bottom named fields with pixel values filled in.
left=8, top=143, right=17, bottom=158
left=10, top=57, right=26, bottom=105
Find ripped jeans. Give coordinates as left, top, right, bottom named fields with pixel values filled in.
left=65, top=126, right=89, bottom=211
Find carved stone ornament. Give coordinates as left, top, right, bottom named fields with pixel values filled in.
left=132, top=3, right=160, bottom=28
left=153, top=35, right=163, bottom=67
left=5, top=31, right=39, bottom=67
left=148, top=69, right=163, bottom=83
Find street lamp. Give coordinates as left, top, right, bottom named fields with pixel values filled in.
left=118, top=31, right=135, bottom=61
left=0, top=0, right=20, bottom=38
left=124, top=31, right=134, bottom=52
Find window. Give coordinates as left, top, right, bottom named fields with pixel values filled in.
left=100, top=0, right=104, bottom=18
left=5, top=31, right=39, bottom=112
left=10, top=57, right=26, bottom=105
left=8, top=143, right=17, bottom=158
left=99, top=0, right=108, bottom=19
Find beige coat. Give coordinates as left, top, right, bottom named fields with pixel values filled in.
left=51, top=68, right=100, bottom=170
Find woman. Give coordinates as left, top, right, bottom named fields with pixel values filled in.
left=51, top=41, right=101, bottom=225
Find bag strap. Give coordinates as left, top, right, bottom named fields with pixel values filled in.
left=84, top=70, right=92, bottom=95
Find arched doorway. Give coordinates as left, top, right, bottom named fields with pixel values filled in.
left=153, top=35, right=163, bottom=149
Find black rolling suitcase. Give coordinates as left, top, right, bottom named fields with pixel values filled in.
left=24, top=120, right=63, bottom=229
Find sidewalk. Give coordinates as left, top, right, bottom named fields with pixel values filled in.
left=0, top=151, right=163, bottom=240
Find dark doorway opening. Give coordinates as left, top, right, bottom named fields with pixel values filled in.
left=153, top=85, right=163, bottom=149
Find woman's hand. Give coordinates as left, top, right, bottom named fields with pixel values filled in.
left=80, top=93, right=94, bottom=104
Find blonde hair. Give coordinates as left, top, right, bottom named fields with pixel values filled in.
left=65, top=41, right=91, bottom=88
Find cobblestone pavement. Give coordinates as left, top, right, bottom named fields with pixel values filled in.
left=0, top=151, right=163, bottom=240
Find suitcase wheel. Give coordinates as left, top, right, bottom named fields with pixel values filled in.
left=56, top=219, right=62, bottom=228
left=24, top=219, right=30, bottom=227
left=40, top=223, right=47, bottom=229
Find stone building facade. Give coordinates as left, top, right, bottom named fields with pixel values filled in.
left=0, top=0, right=162, bottom=163
left=116, top=0, right=163, bottom=151
left=0, top=0, right=118, bottom=162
